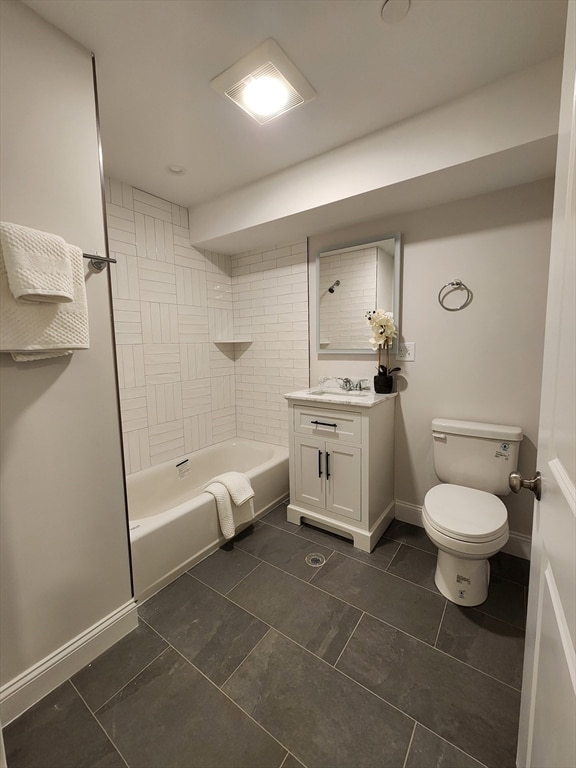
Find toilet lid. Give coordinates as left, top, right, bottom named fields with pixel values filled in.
left=423, top=484, right=508, bottom=542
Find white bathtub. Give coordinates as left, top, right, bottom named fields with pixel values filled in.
left=127, top=438, right=289, bottom=601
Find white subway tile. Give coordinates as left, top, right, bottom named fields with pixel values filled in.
left=155, top=219, right=166, bottom=262
left=110, top=178, right=123, bottom=206
left=134, top=212, right=147, bottom=258
left=182, top=379, right=212, bottom=417
left=114, top=309, right=141, bottom=324
left=111, top=183, right=309, bottom=452
left=147, top=382, right=183, bottom=426
left=164, top=221, right=175, bottom=263
left=120, top=386, right=147, bottom=401
left=212, top=408, right=236, bottom=441
left=134, top=199, right=173, bottom=223
left=133, top=345, right=146, bottom=386
left=183, top=413, right=213, bottom=453
left=108, top=227, right=136, bottom=246
left=140, top=290, right=178, bottom=304
left=134, top=188, right=172, bottom=213
left=116, top=333, right=143, bottom=346
left=122, top=183, right=134, bottom=210
left=174, top=247, right=206, bottom=270
left=180, top=342, right=211, bottom=380
left=115, top=321, right=142, bottom=335
left=144, top=215, right=156, bottom=259
left=137, top=428, right=151, bottom=470
left=139, top=269, right=176, bottom=285
left=210, top=376, right=235, bottom=410
left=108, top=216, right=135, bottom=234
left=171, top=226, right=189, bottom=240
left=111, top=240, right=137, bottom=257
left=106, top=203, right=134, bottom=222
left=146, top=384, right=158, bottom=426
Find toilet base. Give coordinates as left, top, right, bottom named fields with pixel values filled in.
left=434, top=550, right=490, bottom=606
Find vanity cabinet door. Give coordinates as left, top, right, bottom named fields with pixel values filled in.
left=293, top=435, right=325, bottom=509
left=325, top=441, right=362, bottom=521
left=293, top=435, right=362, bottom=522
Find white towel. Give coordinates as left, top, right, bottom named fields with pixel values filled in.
left=0, top=222, right=74, bottom=303
left=204, top=481, right=255, bottom=540
left=209, top=471, right=255, bottom=505
left=0, top=240, right=89, bottom=362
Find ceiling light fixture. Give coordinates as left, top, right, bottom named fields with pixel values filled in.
left=210, top=39, right=315, bottom=124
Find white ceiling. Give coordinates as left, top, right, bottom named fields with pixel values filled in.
left=24, top=0, right=567, bottom=213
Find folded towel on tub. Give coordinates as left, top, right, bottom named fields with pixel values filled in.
left=209, top=471, right=255, bottom=505
left=204, top=472, right=254, bottom=539
left=0, top=221, right=74, bottom=303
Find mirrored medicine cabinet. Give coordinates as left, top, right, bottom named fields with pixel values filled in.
left=316, top=233, right=402, bottom=355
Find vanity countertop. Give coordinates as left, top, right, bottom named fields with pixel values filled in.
left=284, top=388, right=397, bottom=408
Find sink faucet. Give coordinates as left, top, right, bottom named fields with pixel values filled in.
left=355, top=379, right=369, bottom=391
left=341, top=377, right=353, bottom=391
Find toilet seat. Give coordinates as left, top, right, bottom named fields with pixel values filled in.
left=423, top=484, right=508, bottom=543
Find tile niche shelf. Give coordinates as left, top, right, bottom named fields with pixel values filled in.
left=211, top=338, right=252, bottom=359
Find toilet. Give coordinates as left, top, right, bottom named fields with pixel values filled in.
left=423, top=418, right=523, bottom=606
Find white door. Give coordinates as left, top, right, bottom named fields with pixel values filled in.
left=516, top=4, right=576, bottom=766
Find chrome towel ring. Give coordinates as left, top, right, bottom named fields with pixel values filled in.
left=438, top=279, right=473, bottom=311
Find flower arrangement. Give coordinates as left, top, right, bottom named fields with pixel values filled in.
left=365, top=309, right=400, bottom=379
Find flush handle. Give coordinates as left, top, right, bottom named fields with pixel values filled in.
left=509, top=470, right=542, bottom=501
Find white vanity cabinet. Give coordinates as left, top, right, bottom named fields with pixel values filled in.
left=285, top=391, right=396, bottom=551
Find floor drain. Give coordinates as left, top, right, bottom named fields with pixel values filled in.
left=305, top=553, right=326, bottom=567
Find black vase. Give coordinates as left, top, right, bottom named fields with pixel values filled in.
left=374, top=374, right=393, bottom=394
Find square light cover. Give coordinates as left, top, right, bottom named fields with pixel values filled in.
left=210, top=39, right=315, bottom=124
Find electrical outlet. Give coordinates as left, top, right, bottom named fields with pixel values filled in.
left=396, top=342, right=415, bottom=362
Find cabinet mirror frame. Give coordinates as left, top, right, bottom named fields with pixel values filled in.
left=316, top=233, right=402, bottom=356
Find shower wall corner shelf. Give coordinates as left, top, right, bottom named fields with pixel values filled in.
left=211, top=338, right=253, bottom=344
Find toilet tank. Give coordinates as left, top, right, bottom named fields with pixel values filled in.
left=432, top=418, right=523, bottom=496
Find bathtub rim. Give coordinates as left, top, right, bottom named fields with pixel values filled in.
left=127, top=437, right=289, bottom=603
left=128, top=437, right=288, bottom=535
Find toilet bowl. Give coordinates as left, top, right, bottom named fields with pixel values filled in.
left=423, top=484, right=509, bottom=605
left=423, top=417, right=522, bottom=606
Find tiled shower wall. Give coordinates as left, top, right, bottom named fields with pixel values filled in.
left=105, top=178, right=309, bottom=474
left=230, top=244, right=309, bottom=445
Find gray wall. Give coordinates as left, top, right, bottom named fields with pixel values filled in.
left=309, top=178, right=554, bottom=546
left=0, top=0, right=134, bottom=720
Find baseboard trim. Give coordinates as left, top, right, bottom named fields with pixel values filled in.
left=502, top=531, right=532, bottom=560
left=1, top=599, right=138, bottom=725
left=394, top=500, right=531, bottom=560
left=394, top=500, right=423, bottom=527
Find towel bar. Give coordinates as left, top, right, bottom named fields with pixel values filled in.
left=82, top=253, right=117, bottom=271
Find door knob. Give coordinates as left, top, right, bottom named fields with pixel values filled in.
left=509, top=470, right=542, bottom=501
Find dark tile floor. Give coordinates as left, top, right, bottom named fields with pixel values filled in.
left=4, top=504, right=529, bottom=768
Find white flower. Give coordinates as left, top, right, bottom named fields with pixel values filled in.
left=365, top=309, right=397, bottom=348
